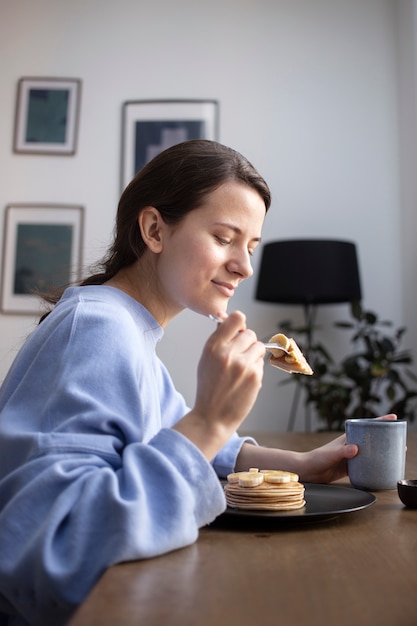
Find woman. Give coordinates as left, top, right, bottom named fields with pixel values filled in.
left=0, top=140, right=391, bottom=626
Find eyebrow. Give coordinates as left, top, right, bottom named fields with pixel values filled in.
left=214, top=222, right=262, bottom=243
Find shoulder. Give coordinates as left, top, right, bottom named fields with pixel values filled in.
left=41, top=286, right=162, bottom=349
left=60, top=286, right=157, bottom=326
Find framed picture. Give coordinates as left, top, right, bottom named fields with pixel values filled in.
left=1, top=204, right=84, bottom=315
left=121, top=99, right=219, bottom=190
left=13, top=77, right=81, bottom=155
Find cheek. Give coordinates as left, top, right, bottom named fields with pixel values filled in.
left=160, top=242, right=202, bottom=285
left=175, top=237, right=221, bottom=269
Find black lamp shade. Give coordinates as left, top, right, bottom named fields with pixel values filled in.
left=255, top=239, right=362, bottom=305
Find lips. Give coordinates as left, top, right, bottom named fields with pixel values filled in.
left=212, top=281, right=236, bottom=298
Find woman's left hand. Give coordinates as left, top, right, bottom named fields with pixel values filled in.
left=236, top=414, right=398, bottom=484
left=300, top=414, right=397, bottom=483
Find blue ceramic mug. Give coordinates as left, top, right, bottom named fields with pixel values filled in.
left=345, top=418, right=407, bottom=490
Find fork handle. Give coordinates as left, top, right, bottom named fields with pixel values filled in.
left=208, top=317, right=288, bottom=353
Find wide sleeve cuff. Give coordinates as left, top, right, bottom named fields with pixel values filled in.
left=211, top=432, right=258, bottom=478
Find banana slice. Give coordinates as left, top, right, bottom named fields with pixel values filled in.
left=268, top=333, right=291, bottom=358
left=238, top=471, right=264, bottom=487
left=226, top=472, right=241, bottom=484
left=268, top=333, right=313, bottom=375
left=227, top=469, right=299, bottom=488
left=227, top=469, right=265, bottom=487
left=261, top=469, right=299, bottom=483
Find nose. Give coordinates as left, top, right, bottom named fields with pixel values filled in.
left=226, top=249, right=253, bottom=279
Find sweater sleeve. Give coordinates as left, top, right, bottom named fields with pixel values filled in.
left=0, top=294, right=226, bottom=625
left=0, top=430, right=225, bottom=625
left=212, top=431, right=258, bottom=477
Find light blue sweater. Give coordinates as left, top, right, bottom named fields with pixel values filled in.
left=0, top=286, right=254, bottom=625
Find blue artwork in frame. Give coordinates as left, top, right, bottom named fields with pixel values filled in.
left=13, top=77, right=81, bottom=155
left=121, top=100, right=219, bottom=190
left=25, top=88, right=70, bottom=144
left=1, top=204, right=84, bottom=315
left=14, top=223, right=73, bottom=294
left=134, top=120, right=205, bottom=173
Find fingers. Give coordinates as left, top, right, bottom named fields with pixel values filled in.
left=344, top=444, right=358, bottom=458
left=196, top=311, right=265, bottom=432
left=210, top=310, right=246, bottom=341
left=210, top=310, right=266, bottom=357
left=375, top=414, right=397, bottom=421
left=329, top=434, right=358, bottom=458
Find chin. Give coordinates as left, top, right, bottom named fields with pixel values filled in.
left=193, top=303, right=228, bottom=318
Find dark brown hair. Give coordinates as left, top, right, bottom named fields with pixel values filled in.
left=41, top=140, right=271, bottom=312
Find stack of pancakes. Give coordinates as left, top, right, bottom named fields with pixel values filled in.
left=224, top=468, right=305, bottom=511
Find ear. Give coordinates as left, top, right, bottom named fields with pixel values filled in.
left=138, top=206, right=165, bottom=253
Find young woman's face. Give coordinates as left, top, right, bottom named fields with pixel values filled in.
left=156, top=180, right=266, bottom=320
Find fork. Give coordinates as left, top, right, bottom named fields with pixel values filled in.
left=208, top=315, right=289, bottom=353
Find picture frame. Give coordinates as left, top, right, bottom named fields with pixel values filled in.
left=1, top=204, right=84, bottom=315
left=121, top=99, right=219, bottom=190
left=13, top=77, right=81, bottom=155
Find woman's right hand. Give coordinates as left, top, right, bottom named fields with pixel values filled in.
left=173, top=311, right=265, bottom=460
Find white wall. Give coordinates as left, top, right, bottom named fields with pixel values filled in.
left=397, top=0, right=417, bottom=390
left=0, top=0, right=416, bottom=432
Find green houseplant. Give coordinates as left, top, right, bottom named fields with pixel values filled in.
left=279, top=302, right=417, bottom=431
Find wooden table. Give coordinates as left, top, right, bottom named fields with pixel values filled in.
left=68, top=432, right=417, bottom=626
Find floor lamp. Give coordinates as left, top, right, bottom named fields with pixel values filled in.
left=255, top=239, right=362, bottom=431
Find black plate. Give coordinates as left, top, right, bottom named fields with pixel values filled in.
left=217, top=483, right=376, bottom=524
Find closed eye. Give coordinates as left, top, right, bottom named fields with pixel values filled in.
left=215, top=235, right=258, bottom=257
left=215, top=236, right=231, bottom=246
